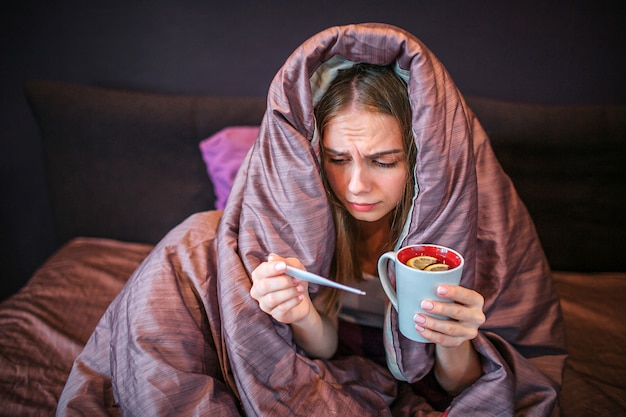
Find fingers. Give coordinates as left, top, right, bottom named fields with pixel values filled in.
left=414, top=311, right=477, bottom=346
left=251, top=257, right=298, bottom=298
left=258, top=286, right=305, bottom=316
left=437, top=285, right=483, bottom=310
left=431, top=285, right=485, bottom=324
left=250, top=253, right=287, bottom=282
left=414, top=285, right=485, bottom=347
left=414, top=319, right=468, bottom=346
left=250, top=254, right=309, bottom=321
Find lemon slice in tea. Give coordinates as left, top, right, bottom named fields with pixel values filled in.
left=407, top=255, right=439, bottom=270
left=423, top=263, right=449, bottom=271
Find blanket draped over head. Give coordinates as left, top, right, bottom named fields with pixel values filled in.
left=58, top=23, right=567, bottom=417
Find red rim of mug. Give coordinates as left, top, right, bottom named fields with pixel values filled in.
left=397, top=245, right=463, bottom=269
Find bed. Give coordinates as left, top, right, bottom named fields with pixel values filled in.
left=0, top=80, right=624, bottom=416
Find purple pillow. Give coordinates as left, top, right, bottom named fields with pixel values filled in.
left=199, top=126, right=259, bottom=210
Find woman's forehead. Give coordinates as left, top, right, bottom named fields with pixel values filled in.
left=323, top=109, right=403, bottom=154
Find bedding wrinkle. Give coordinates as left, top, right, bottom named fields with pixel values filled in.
left=472, top=126, right=566, bottom=366
left=0, top=237, right=154, bottom=417
left=58, top=212, right=243, bottom=416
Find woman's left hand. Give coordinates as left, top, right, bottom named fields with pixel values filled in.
left=414, top=285, right=486, bottom=395
left=413, top=285, right=485, bottom=347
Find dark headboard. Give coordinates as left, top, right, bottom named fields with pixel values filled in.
left=469, top=97, right=626, bottom=272
left=25, top=80, right=266, bottom=245
left=25, top=81, right=626, bottom=272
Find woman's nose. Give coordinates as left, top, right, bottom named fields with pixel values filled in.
left=348, top=164, right=372, bottom=194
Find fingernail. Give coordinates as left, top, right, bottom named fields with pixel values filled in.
left=421, top=300, right=434, bottom=311
left=415, top=324, right=425, bottom=332
left=274, top=261, right=286, bottom=271
left=437, top=285, right=448, bottom=295
left=414, top=314, right=426, bottom=324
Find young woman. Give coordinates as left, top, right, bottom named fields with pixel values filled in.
left=59, top=24, right=566, bottom=416
left=250, top=64, right=485, bottom=396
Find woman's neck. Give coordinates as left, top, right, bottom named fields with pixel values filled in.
left=356, top=213, right=393, bottom=275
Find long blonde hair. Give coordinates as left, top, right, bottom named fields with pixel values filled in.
left=314, top=63, right=416, bottom=316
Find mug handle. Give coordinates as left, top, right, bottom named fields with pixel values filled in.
left=377, top=251, right=398, bottom=311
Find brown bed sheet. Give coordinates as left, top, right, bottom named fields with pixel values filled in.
left=1, top=239, right=625, bottom=416
left=553, top=271, right=626, bottom=416
left=0, top=238, right=152, bottom=417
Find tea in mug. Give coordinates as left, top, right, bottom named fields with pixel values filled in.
left=406, top=255, right=449, bottom=271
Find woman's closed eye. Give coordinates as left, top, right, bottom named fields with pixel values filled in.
left=323, top=147, right=405, bottom=168
left=373, top=159, right=399, bottom=168
left=327, top=157, right=398, bottom=168
left=327, top=157, right=350, bottom=165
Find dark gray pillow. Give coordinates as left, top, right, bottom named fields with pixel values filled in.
left=25, top=80, right=266, bottom=245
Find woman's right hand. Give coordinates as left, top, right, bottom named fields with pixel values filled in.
left=250, top=253, right=312, bottom=324
left=250, top=254, right=338, bottom=359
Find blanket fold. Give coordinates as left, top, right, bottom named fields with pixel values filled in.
left=58, top=23, right=566, bottom=417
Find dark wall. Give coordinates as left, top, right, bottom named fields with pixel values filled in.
left=1, top=0, right=624, bottom=300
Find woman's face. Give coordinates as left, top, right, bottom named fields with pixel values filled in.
left=322, top=106, right=408, bottom=224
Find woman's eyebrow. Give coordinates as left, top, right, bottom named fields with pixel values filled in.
left=365, top=149, right=404, bottom=159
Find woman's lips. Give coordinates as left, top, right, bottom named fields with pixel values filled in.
left=349, top=202, right=377, bottom=212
